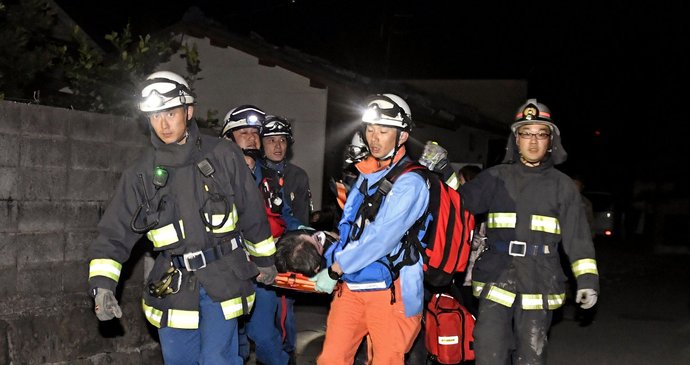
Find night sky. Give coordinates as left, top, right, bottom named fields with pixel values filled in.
left=55, top=0, right=689, bottom=193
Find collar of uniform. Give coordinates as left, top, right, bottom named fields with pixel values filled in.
left=264, top=159, right=287, bottom=173
left=355, top=145, right=406, bottom=175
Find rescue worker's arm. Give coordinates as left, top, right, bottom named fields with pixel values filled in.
left=559, top=178, right=600, bottom=297
left=224, top=142, right=276, bottom=268
left=88, top=169, right=145, bottom=295
left=418, top=141, right=459, bottom=189
left=458, top=169, right=498, bottom=216
left=335, top=172, right=429, bottom=274
left=280, top=197, right=306, bottom=231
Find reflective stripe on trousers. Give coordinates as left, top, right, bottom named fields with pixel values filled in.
left=158, top=286, right=243, bottom=365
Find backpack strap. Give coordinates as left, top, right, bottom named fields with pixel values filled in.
left=388, top=164, right=434, bottom=272
left=259, top=166, right=285, bottom=214
left=349, top=160, right=414, bottom=241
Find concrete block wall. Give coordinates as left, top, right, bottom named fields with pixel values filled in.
left=0, top=101, right=162, bottom=364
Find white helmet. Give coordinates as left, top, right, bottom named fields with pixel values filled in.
left=220, top=104, right=266, bottom=140
left=361, top=93, right=412, bottom=131
left=344, top=131, right=369, bottom=164
left=139, top=71, right=195, bottom=113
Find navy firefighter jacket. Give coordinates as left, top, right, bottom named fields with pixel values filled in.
left=460, top=144, right=599, bottom=310
left=88, top=121, right=275, bottom=329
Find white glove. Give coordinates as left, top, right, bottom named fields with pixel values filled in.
left=94, top=288, right=123, bottom=321
left=419, top=141, right=448, bottom=172
left=575, top=288, right=598, bottom=309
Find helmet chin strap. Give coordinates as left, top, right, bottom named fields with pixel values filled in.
left=520, top=155, right=541, bottom=167
left=175, top=129, right=189, bottom=144
left=174, top=106, right=191, bottom=144
left=367, top=130, right=401, bottom=167
left=242, top=148, right=262, bottom=161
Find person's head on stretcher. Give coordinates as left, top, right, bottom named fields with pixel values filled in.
left=274, top=230, right=338, bottom=276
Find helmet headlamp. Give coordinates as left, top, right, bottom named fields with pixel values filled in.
left=141, top=90, right=171, bottom=111
left=361, top=94, right=412, bottom=131
left=139, top=75, right=195, bottom=113
left=362, top=102, right=406, bottom=124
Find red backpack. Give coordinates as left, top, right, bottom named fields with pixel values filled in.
left=387, top=162, right=475, bottom=287
left=425, top=293, right=476, bottom=364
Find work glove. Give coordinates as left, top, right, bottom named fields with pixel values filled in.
left=256, top=264, right=278, bottom=285
left=309, top=268, right=339, bottom=294
left=575, top=288, right=598, bottom=309
left=419, top=141, right=449, bottom=173
left=94, top=288, right=123, bottom=321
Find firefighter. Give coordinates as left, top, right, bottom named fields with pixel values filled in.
left=261, top=115, right=313, bottom=225
left=460, top=99, right=599, bottom=364
left=220, top=104, right=303, bottom=365
left=87, top=71, right=277, bottom=364
left=260, top=115, right=312, bottom=361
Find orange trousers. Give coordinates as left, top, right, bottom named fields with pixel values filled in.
left=317, top=279, right=422, bottom=365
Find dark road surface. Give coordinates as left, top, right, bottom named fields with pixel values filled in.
left=251, top=238, right=690, bottom=364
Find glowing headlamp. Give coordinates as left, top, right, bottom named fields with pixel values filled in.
left=362, top=102, right=404, bottom=123
left=242, top=114, right=264, bottom=129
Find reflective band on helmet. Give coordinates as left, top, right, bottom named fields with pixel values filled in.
left=571, top=258, right=599, bottom=277
left=89, top=259, right=122, bottom=282
left=147, top=220, right=185, bottom=248
left=142, top=299, right=163, bottom=328
left=485, top=285, right=516, bottom=307
left=244, top=236, right=276, bottom=257
left=531, top=215, right=561, bottom=234
left=547, top=293, right=566, bottom=309
left=168, top=309, right=199, bottom=329
left=487, top=213, right=516, bottom=229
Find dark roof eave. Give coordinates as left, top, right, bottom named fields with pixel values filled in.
left=164, top=19, right=508, bottom=134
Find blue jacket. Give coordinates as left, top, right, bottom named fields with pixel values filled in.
left=329, top=157, right=429, bottom=317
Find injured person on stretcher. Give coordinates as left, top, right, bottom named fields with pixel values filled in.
left=273, top=229, right=338, bottom=292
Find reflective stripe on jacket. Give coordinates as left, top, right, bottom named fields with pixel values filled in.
left=460, top=160, right=599, bottom=309
left=88, top=121, right=274, bottom=329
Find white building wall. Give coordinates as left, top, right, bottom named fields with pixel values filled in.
left=159, top=34, right=328, bottom=211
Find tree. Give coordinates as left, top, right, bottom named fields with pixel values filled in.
left=0, top=0, right=201, bottom=117
left=0, top=0, right=65, bottom=103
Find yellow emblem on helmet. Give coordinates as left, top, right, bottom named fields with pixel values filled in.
left=523, top=106, right=538, bottom=120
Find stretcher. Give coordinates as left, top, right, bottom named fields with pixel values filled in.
left=273, top=272, right=319, bottom=293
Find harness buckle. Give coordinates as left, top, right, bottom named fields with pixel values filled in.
left=183, top=250, right=207, bottom=271
left=508, top=241, right=527, bottom=257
